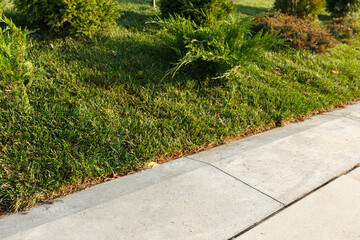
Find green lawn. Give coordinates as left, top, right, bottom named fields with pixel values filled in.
left=234, top=0, right=275, bottom=16
left=1, top=0, right=360, bottom=213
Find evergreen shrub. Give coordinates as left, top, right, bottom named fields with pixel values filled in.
left=13, top=0, right=121, bottom=37
left=159, top=0, right=235, bottom=24
left=0, top=10, right=34, bottom=113
left=0, top=0, right=11, bottom=9
left=274, top=0, right=325, bottom=19
left=326, top=0, right=360, bottom=17
left=157, top=15, right=281, bottom=78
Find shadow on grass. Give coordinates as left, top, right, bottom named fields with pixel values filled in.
left=3, top=11, right=31, bottom=28
left=118, top=0, right=153, bottom=5
left=52, top=34, right=176, bottom=88
left=3, top=11, right=80, bottom=41
left=43, top=28, right=226, bottom=90
left=236, top=4, right=270, bottom=16
left=118, top=11, right=160, bottom=31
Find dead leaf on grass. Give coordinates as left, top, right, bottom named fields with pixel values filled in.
left=112, top=172, right=120, bottom=179
left=273, top=70, right=281, bottom=76
left=148, top=161, right=160, bottom=168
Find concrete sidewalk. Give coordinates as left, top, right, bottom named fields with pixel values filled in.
left=1, top=103, right=360, bottom=240
left=236, top=166, right=360, bottom=240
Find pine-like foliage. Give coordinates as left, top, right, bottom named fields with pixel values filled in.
left=0, top=9, right=34, bottom=112
left=0, top=10, right=33, bottom=89
left=274, top=0, right=325, bottom=19
left=13, top=0, right=121, bottom=37
left=326, top=0, right=360, bottom=17
left=0, top=0, right=11, bottom=9
left=159, top=0, right=235, bottom=24
left=157, top=15, right=281, bottom=78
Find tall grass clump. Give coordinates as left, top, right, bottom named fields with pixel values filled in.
left=13, top=0, right=121, bottom=37
left=157, top=15, right=282, bottom=79
left=159, top=0, right=235, bottom=24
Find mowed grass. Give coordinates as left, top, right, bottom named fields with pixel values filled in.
left=1, top=0, right=360, bottom=212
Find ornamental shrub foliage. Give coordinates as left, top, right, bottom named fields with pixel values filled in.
left=0, top=9, right=34, bottom=113
left=253, top=12, right=338, bottom=52
left=0, top=0, right=11, bottom=9
left=159, top=0, right=235, bottom=24
left=327, top=17, right=359, bottom=40
left=0, top=10, right=33, bottom=89
left=326, top=0, right=360, bottom=17
left=157, top=15, right=281, bottom=78
left=274, top=0, right=325, bottom=19
left=13, top=0, right=121, bottom=37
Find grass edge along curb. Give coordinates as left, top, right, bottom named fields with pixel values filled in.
left=1, top=99, right=359, bottom=216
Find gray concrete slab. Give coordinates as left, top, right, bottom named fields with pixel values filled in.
left=190, top=102, right=360, bottom=165
left=0, top=157, right=205, bottom=239
left=3, top=165, right=283, bottom=240
left=236, top=167, right=360, bottom=240
left=212, top=117, right=360, bottom=204
left=346, top=166, right=360, bottom=182
left=348, top=111, right=360, bottom=121
left=322, top=102, right=360, bottom=117
left=189, top=114, right=338, bottom=164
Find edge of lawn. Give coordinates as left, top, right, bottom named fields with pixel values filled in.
left=1, top=98, right=358, bottom=217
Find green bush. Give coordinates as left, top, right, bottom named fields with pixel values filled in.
left=274, top=0, right=325, bottom=19
left=0, top=9, right=34, bottom=113
left=0, top=0, right=11, bottom=9
left=159, top=0, right=235, bottom=24
left=326, top=0, right=360, bottom=17
left=254, top=12, right=337, bottom=52
left=13, top=0, right=121, bottom=37
left=0, top=10, right=33, bottom=89
left=157, top=15, right=281, bottom=78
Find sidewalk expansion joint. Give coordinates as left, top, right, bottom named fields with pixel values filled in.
left=188, top=158, right=285, bottom=206
left=343, top=115, right=360, bottom=123
left=320, top=113, right=360, bottom=123
left=318, top=113, right=343, bottom=118
left=228, top=163, right=360, bottom=240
